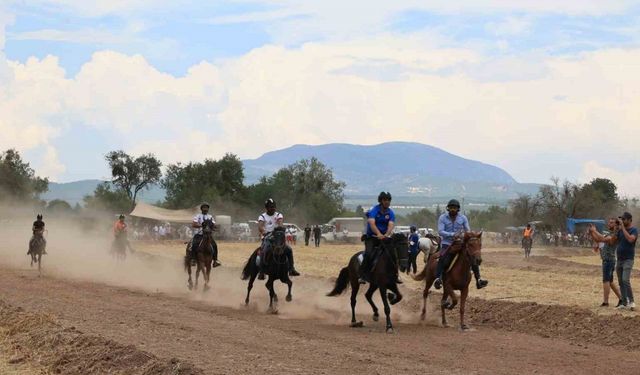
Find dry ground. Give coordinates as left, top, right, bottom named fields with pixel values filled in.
left=1, top=229, right=639, bottom=374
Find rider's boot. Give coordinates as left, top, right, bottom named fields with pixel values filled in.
left=286, top=251, right=300, bottom=276
left=433, top=253, right=448, bottom=290
left=211, top=245, right=221, bottom=267
left=472, top=264, right=488, bottom=289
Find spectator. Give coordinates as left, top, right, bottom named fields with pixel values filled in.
left=407, top=226, right=420, bottom=274
left=313, top=225, right=321, bottom=247
left=615, top=212, right=638, bottom=310
left=589, top=219, right=623, bottom=307
left=304, top=224, right=311, bottom=246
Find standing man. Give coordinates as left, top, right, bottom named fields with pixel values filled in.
left=304, top=224, right=312, bottom=246
left=589, top=219, right=623, bottom=307
left=313, top=225, right=322, bottom=248
left=358, top=191, right=396, bottom=284
left=434, top=199, right=488, bottom=290
left=615, top=212, right=637, bottom=310
left=407, top=225, right=420, bottom=274
left=191, top=202, right=221, bottom=267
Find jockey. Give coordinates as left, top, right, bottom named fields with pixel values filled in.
left=359, top=192, right=399, bottom=284
left=522, top=223, right=534, bottom=246
left=257, top=198, right=300, bottom=280
left=191, top=202, right=221, bottom=267
left=434, top=199, right=488, bottom=290
left=28, top=214, right=47, bottom=255
left=113, top=214, right=127, bottom=237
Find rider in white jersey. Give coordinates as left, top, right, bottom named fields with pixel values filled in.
left=257, top=198, right=300, bottom=279
left=190, top=202, right=221, bottom=267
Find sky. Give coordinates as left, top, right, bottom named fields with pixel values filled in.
left=1, top=1, right=639, bottom=196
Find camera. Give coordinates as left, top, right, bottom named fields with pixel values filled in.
left=616, top=218, right=622, bottom=225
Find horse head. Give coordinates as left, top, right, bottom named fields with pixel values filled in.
left=201, top=219, right=215, bottom=236
left=271, top=226, right=287, bottom=256
left=463, top=231, right=483, bottom=266
left=389, top=232, right=409, bottom=272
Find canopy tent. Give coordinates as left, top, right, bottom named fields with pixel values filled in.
left=129, top=202, right=198, bottom=224
left=566, top=218, right=605, bottom=234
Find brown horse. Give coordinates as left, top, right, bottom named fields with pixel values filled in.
left=327, top=233, right=408, bottom=333
left=28, top=231, right=46, bottom=275
left=184, top=219, right=215, bottom=291
left=241, top=227, right=292, bottom=313
left=413, top=232, right=483, bottom=331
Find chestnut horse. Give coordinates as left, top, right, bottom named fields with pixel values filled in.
left=184, top=219, right=215, bottom=291
left=413, top=232, right=483, bottom=330
left=327, top=233, right=408, bottom=333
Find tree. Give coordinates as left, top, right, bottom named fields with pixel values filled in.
left=399, top=208, right=437, bottom=228
left=83, top=182, right=132, bottom=214
left=0, top=149, right=48, bottom=201
left=162, top=153, right=246, bottom=209
left=105, top=150, right=162, bottom=209
left=47, top=199, right=73, bottom=214
left=509, top=194, right=541, bottom=225
left=355, top=205, right=365, bottom=217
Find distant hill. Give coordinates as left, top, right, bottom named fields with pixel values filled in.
left=244, top=142, right=540, bottom=199
left=44, top=142, right=541, bottom=206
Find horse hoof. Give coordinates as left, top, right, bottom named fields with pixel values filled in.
left=268, top=308, right=278, bottom=315
left=372, top=314, right=379, bottom=322
left=350, top=321, right=364, bottom=328
left=286, top=295, right=292, bottom=302
left=442, top=323, right=451, bottom=328
left=420, top=313, right=426, bottom=321
left=386, top=327, right=394, bottom=334
left=245, top=299, right=250, bottom=305
left=203, top=285, right=210, bottom=292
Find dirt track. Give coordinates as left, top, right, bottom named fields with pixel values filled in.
left=1, top=257, right=639, bottom=375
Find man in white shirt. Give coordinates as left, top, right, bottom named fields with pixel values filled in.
left=190, top=202, right=221, bottom=267
left=258, top=198, right=300, bottom=279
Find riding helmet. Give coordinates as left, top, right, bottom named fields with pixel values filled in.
left=447, top=199, right=461, bottom=208
left=200, top=202, right=210, bottom=209
left=264, top=198, right=276, bottom=208
left=377, top=191, right=392, bottom=202
left=118, top=214, right=125, bottom=219
left=410, top=225, right=417, bottom=232
left=36, top=214, right=43, bottom=220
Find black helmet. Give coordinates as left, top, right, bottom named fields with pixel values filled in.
left=118, top=214, right=125, bottom=219
left=265, top=198, right=276, bottom=208
left=410, top=225, right=417, bottom=232
left=36, top=214, right=43, bottom=220
left=377, top=191, right=392, bottom=203
left=200, top=202, right=210, bottom=210
left=447, top=199, right=461, bottom=208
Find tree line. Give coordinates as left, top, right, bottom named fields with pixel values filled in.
left=2, top=148, right=637, bottom=230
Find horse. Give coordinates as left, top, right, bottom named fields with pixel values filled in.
left=327, top=233, right=408, bottom=333
left=418, top=234, right=441, bottom=264
left=413, top=231, right=483, bottom=331
left=28, top=231, right=46, bottom=275
left=522, top=237, right=532, bottom=258
left=184, top=219, right=215, bottom=291
left=241, top=226, right=292, bottom=313
left=110, top=232, right=128, bottom=262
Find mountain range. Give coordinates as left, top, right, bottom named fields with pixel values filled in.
left=44, top=142, right=541, bottom=205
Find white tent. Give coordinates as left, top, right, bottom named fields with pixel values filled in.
left=129, top=202, right=198, bottom=223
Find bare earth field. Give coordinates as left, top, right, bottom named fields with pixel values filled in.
left=1, top=225, right=639, bottom=374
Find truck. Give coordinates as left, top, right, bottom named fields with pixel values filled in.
left=321, top=217, right=365, bottom=243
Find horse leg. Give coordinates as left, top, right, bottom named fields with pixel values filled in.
left=284, top=275, right=292, bottom=302
left=245, top=273, right=256, bottom=305
left=37, top=252, right=42, bottom=276
left=364, top=284, right=379, bottom=322
left=379, top=288, right=393, bottom=333
left=388, top=283, right=403, bottom=305
left=266, top=277, right=277, bottom=314
left=350, top=280, right=363, bottom=327
left=440, top=287, right=450, bottom=328
left=187, top=264, right=193, bottom=290
left=195, top=264, right=201, bottom=289
left=460, top=286, right=470, bottom=331
left=203, top=263, right=211, bottom=291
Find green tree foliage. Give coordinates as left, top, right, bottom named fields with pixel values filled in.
left=46, top=199, right=73, bottom=214
left=162, top=153, right=245, bottom=209
left=105, top=150, right=162, bottom=208
left=398, top=208, right=437, bottom=228
left=466, top=205, right=510, bottom=231
left=0, top=149, right=48, bottom=202
left=247, top=158, right=346, bottom=223
left=83, top=182, right=132, bottom=214
left=509, top=194, right=541, bottom=225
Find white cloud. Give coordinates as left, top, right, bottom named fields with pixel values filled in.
left=486, top=16, right=533, bottom=36
left=10, top=28, right=138, bottom=44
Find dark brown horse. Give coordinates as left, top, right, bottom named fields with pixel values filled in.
left=28, top=231, right=46, bottom=275
left=522, top=237, right=532, bottom=258
left=184, top=219, right=215, bottom=291
left=327, top=233, right=408, bottom=333
left=413, top=231, right=483, bottom=331
left=241, top=227, right=292, bottom=313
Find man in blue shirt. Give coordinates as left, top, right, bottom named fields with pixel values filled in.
left=359, top=191, right=396, bottom=284
left=407, top=225, right=420, bottom=274
left=615, top=212, right=637, bottom=310
left=434, top=199, right=488, bottom=290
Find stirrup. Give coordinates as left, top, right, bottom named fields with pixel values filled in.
left=289, top=269, right=300, bottom=276
left=212, top=260, right=221, bottom=268
left=476, top=279, right=488, bottom=289
left=434, top=277, right=442, bottom=290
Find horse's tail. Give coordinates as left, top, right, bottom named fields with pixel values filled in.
left=327, top=267, right=350, bottom=296
left=241, top=250, right=257, bottom=280
left=413, top=263, right=428, bottom=281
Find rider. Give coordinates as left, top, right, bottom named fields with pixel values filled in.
left=28, top=214, right=47, bottom=255
left=191, top=202, right=221, bottom=267
left=358, top=192, right=400, bottom=284
left=407, top=225, right=420, bottom=274
left=522, top=223, right=534, bottom=248
left=257, top=198, right=300, bottom=280
left=434, top=199, right=488, bottom=290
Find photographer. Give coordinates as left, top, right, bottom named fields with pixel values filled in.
left=615, top=212, right=637, bottom=310
left=588, top=219, right=622, bottom=307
